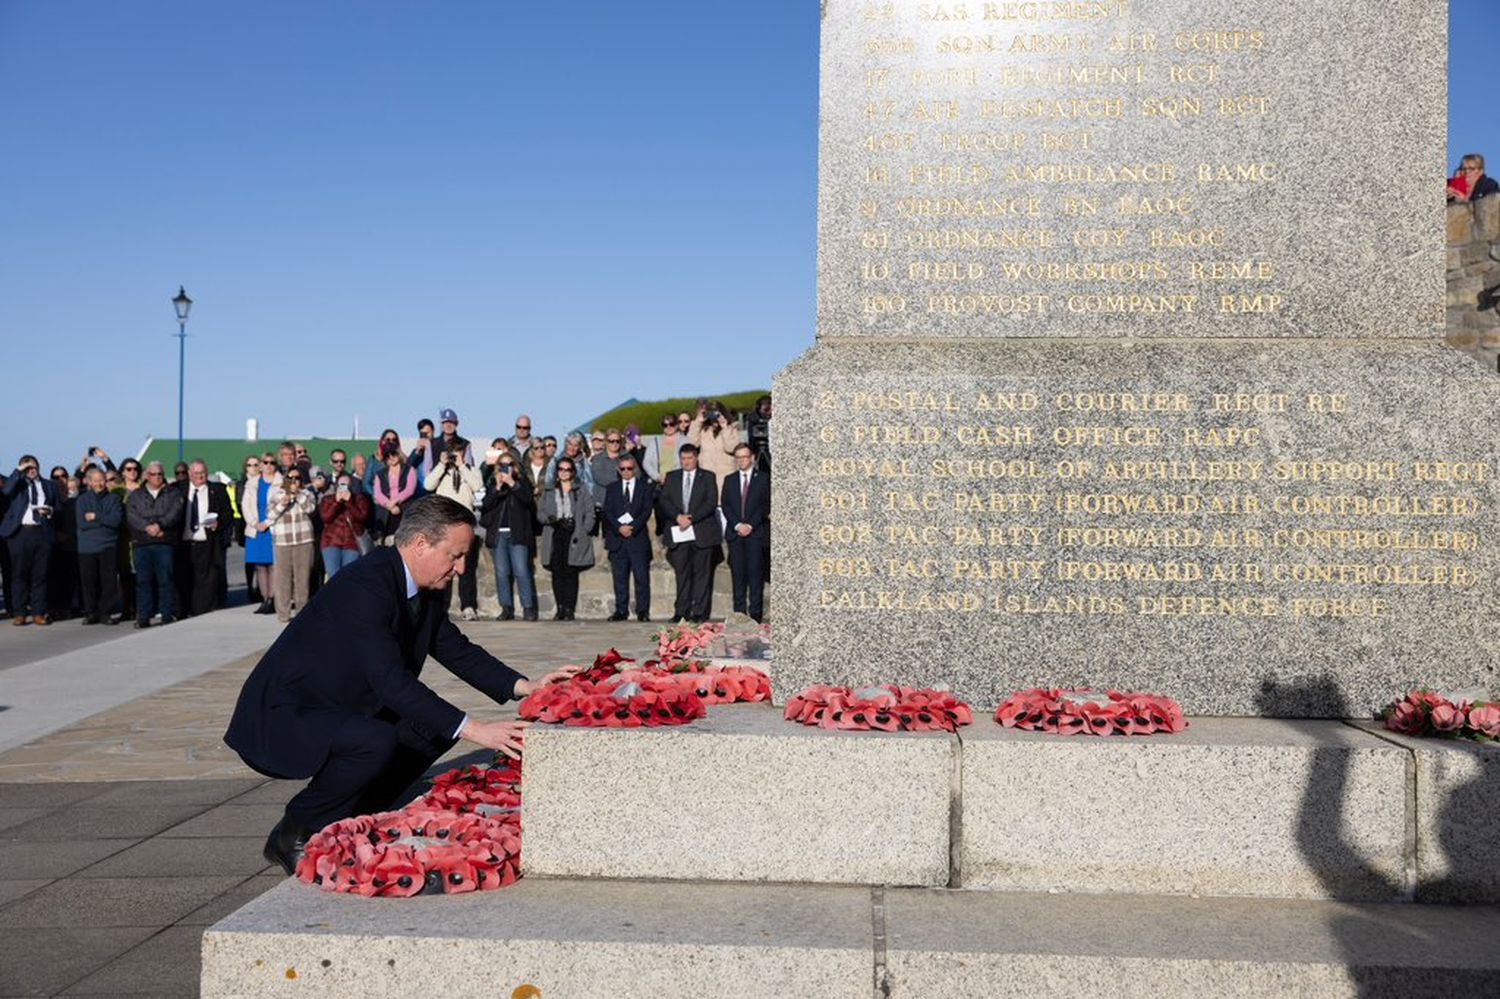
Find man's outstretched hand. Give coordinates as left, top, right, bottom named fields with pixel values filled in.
left=460, top=719, right=530, bottom=759
left=513, top=664, right=584, bottom=698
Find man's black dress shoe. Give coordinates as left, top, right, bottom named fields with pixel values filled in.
left=636, top=612, right=650, bottom=622
left=263, top=816, right=315, bottom=876
left=608, top=611, right=628, bottom=622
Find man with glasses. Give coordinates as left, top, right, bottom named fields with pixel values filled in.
left=125, top=461, right=185, bottom=628
left=590, top=430, right=626, bottom=510
left=1450, top=153, right=1499, bottom=203
left=602, top=457, right=655, bottom=621
left=178, top=460, right=234, bottom=618
left=1, top=455, right=60, bottom=625
left=510, top=415, right=536, bottom=454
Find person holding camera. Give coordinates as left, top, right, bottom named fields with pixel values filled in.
left=267, top=468, right=317, bottom=623
left=318, top=473, right=372, bottom=580
left=423, top=439, right=483, bottom=620
left=688, top=399, right=741, bottom=484
left=481, top=447, right=538, bottom=621
left=1, top=455, right=60, bottom=625
left=746, top=395, right=772, bottom=473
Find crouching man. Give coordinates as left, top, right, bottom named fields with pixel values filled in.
left=224, top=495, right=576, bottom=874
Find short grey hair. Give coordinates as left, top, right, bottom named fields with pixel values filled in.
left=145, top=461, right=165, bottom=474
left=393, top=495, right=476, bottom=547
left=189, top=459, right=208, bottom=473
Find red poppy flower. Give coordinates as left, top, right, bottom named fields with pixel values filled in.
left=1430, top=702, right=1466, bottom=732
left=1467, top=703, right=1500, bottom=738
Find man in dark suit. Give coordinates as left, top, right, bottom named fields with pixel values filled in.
left=176, top=460, right=235, bottom=617
left=1, top=455, right=59, bottom=625
left=721, top=443, right=771, bottom=622
left=602, top=455, right=654, bottom=621
left=657, top=444, right=721, bottom=623
left=225, top=495, right=576, bottom=874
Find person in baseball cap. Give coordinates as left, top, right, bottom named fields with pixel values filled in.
left=435, top=409, right=473, bottom=468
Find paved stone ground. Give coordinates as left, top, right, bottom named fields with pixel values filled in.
left=0, top=614, right=663, bottom=998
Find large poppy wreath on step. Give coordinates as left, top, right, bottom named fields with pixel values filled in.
left=994, top=688, right=1188, bottom=736
left=784, top=685, right=974, bottom=732
left=517, top=647, right=770, bottom=727
left=296, top=763, right=523, bottom=897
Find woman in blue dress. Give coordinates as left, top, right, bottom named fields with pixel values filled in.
left=238, top=456, right=277, bottom=614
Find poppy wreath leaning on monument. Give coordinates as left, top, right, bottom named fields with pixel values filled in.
left=994, top=689, right=1188, bottom=736
left=295, top=763, right=523, bottom=898
left=653, top=621, right=725, bottom=668
left=783, top=685, right=974, bottom=732
left=1383, top=690, right=1500, bottom=740
left=516, top=646, right=772, bottom=727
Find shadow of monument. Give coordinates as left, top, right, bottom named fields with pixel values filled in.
left=1253, top=676, right=1491, bottom=996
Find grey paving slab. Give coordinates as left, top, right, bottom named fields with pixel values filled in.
left=176, top=874, right=285, bottom=927
left=78, top=836, right=273, bottom=879
left=222, top=780, right=301, bottom=807
left=158, top=803, right=286, bottom=839
left=0, top=781, right=111, bottom=808
left=0, top=926, right=158, bottom=997
left=87, top=778, right=269, bottom=808
left=0, top=807, right=50, bottom=833
left=2, top=802, right=209, bottom=841
left=0, top=875, right=243, bottom=929
left=0, top=609, right=281, bottom=754
left=0, top=878, right=50, bottom=907
left=1, top=839, right=135, bottom=879
left=61, top=925, right=205, bottom=996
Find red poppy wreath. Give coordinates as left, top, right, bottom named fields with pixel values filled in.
left=1383, top=690, right=1500, bottom=741
left=517, top=647, right=771, bottom=727
left=784, top=685, right=974, bottom=732
left=994, top=688, right=1188, bottom=736
left=296, top=763, right=523, bottom=897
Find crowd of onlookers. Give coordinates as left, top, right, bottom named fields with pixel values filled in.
left=0, top=396, right=773, bottom=629
left=1448, top=153, right=1498, bottom=203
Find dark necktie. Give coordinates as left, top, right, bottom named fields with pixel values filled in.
left=741, top=472, right=751, bottom=513
left=682, top=473, right=692, bottom=510
left=30, top=481, right=41, bottom=508
left=625, top=480, right=633, bottom=504
left=190, top=488, right=201, bottom=532
left=407, top=594, right=422, bottom=621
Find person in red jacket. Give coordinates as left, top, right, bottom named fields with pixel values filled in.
left=317, top=474, right=371, bottom=579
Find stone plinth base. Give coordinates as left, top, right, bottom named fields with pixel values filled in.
left=520, top=706, right=1500, bottom=901
left=203, top=879, right=1500, bottom=998
left=959, top=719, right=1410, bottom=899
left=521, top=704, right=953, bottom=886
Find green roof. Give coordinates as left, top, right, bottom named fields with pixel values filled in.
left=138, top=437, right=379, bottom=481
left=585, top=391, right=769, bottom=434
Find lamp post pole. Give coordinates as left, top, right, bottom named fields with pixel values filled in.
left=172, top=287, right=193, bottom=463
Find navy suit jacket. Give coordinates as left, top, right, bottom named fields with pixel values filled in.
left=657, top=468, right=722, bottom=549
left=0, top=474, right=59, bottom=541
left=602, top=477, right=655, bottom=555
left=223, top=545, right=524, bottom=779
left=721, top=468, right=770, bottom=541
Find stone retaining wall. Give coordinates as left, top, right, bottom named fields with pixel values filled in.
left=1446, top=197, right=1500, bottom=368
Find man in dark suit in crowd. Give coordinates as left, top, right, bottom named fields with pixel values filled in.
left=721, top=443, right=771, bottom=622
left=602, top=455, right=655, bottom=621
left=175, top=460, right=235, bottom=618
left=657, top=443, right=721, bottom=623
left=1, top=455, right=59, bottom=625
left=225, top=496, right=577, bottom=874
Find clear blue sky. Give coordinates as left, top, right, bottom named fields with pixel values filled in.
left=1, top=1, right=1493, bottom=469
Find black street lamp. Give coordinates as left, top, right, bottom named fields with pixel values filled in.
left=172, top=286, right=193, bottom=462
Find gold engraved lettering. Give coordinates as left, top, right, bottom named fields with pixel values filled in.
left=1172, top=30, right=1266, bottom=52
left=1219, top=294, right=1284, bottom=313
left=1197, top=162, right=1280, bottom=183
left=1150, top=227, right=1226, bottom=248
left=1189, top=259, right=1276, bottom=281
left=916, top=3, right=971, bottom=22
